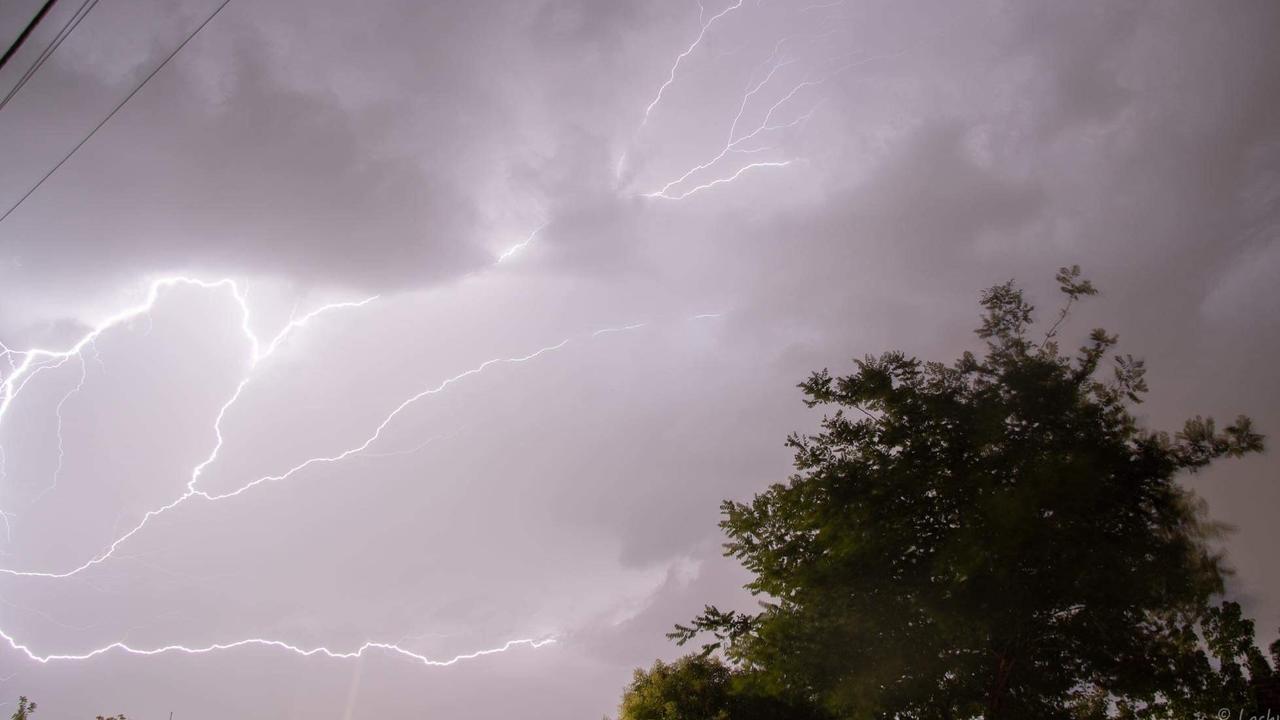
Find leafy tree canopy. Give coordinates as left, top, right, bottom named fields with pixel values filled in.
left=616, top=654, right=829, bottom=720
left=670, top=268, right=1268, bottom=719
left=9, top=697, right=35, bottom=720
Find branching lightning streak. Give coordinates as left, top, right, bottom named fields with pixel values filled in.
left=642, top=58, right=809, bottom=201
left=643, top=51, right=894, bottom=200
left=0, top=278, right=377, bottom=577
left=0, top=318, right=651, bottom=579
left=0, top=278, right=233, bottom=426
left=0, top=343, right=17, bottom=373
left=0, top=626, right=555, bottom=667
left=0, top=0, right=771, bottom=670
left=0, top=297, right=656, bottom=668
left=0, top=279, right=378, bottom=430
left=0, top=0, right=768, bottom=686
left=640, top=0, right=744, bottom=129
left=193, top=337, right=579, bottom=502
left=0, top=278, right=570, bottom=672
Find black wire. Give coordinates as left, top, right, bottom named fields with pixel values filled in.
left=0, top=0, right=60, bottom=72
left=0, top=0, right=98, bottom=113
left=0, top=0, right=233, bottom=226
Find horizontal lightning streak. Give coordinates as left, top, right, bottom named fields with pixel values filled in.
left=0, top=625, right=555, bottom=667
left=592, top=322, right=647, bottom=337
left=650, top=160, right=794, bottom=200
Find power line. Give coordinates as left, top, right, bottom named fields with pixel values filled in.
left=0, top=0, right=59, bottom=73
left=0, top=0, right=99, bottom=113
left=0, top=0, right=232, bottom=226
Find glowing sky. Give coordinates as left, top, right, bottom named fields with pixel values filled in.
left=1, top=1, right=1278, bottom=717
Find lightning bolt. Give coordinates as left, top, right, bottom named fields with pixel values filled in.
left=0, top=211, right=677, bottom=674
left=0, top=625, right=555, bottom=667
left=0, top=278, right=376, bottom=571
left=0, top=278, right=376, bottom=428
left=0, top=278, right=229, bottom=426
left=0, top=292, right=696, bottom=672
left=0, top=343, right=17, bottom=373
left=592, top=322, right=647, bottom=337
left=0, top=274, right=580, bottom=673
left=29, top=354, right=88, bottom=508
left=0, top=310, right=655, bottom=579
left=0, top=0, right=772, bottom=690
left=799, top=0, right=846, bottom=11
left=628, top=0, right=897, bottom=202
left=643, top=52, right=898, bottom=200
left=649, top=160, right=796, bottom=201
left=496, top=223, right=548, bottom=263
left=640, top=0, right=745, bottom=129
left=0, top=6, right=777, bottom=666
left=641, top=46, right=811, bottom=200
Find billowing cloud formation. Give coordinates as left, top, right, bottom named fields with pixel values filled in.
left=0, top=1, right=1277, bottom=718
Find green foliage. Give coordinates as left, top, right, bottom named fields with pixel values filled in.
left=618, top=655, right=735, bottom=720
left=1141, top=601, right=1278, bottom=717
left=616, top=654, right=829, bottom=720
left=1071, top=601, right=1280, bottom=718
left=669, top=269, right=1267, bottom=719
left=9, top=697, right=35, bottom=720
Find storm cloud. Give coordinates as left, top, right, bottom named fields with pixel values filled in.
left=1, top=1, right=1277, bottom=717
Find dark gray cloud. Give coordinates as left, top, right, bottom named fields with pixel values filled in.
left=1, top=1, right=1277, bottom=718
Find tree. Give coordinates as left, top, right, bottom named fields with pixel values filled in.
left=671, top=268, right=1266, bottom=719
left=9, top=697, right=35, bottom=720
left=617, top=654, right=829, bottom=720
left=618, top=655, right=735, bottom=720
left=1160, top=601, right=1279, bottom=717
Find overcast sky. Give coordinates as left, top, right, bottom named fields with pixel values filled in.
left=0, top=0, right=1277, bottom=717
